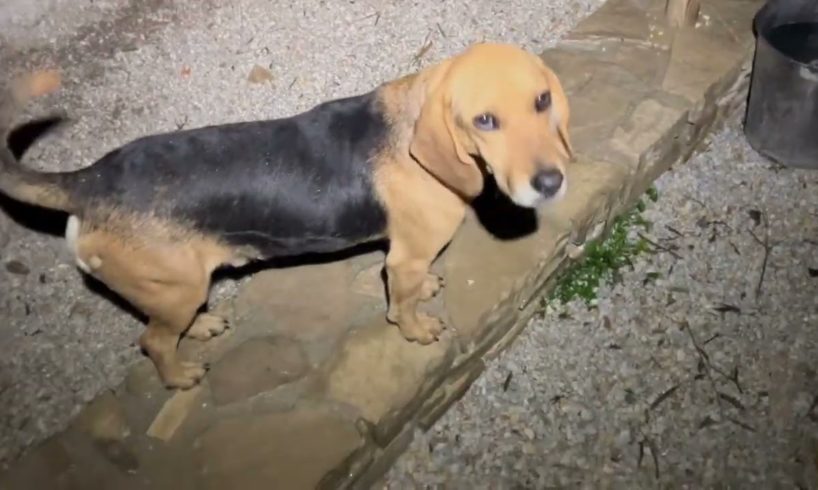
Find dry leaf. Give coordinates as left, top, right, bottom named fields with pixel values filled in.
left=247, top=64, right=274, bottom=84
left=27, top=70, right=61, bottom=96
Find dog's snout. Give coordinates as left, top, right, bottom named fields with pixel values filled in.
left=531, top=169, right=564, bottom=198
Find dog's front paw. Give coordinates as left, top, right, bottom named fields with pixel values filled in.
left=160, top=361, right=209, bottom=389
left=398, top=312, right=444, bottom=344
left=186, top=313, right=230, bottom=341
left=420, top=273, right=445, bottom=300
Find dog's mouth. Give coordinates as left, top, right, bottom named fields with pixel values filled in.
left=471, top=154, right=567, bottom=209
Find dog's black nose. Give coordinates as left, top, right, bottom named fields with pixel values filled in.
left=531, top=169, right=564, bottom=198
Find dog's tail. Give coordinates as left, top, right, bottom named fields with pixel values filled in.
left=1, top=70, right=74, bottom=212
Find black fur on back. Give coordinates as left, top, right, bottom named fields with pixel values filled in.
left=67, top=91, right=391, bottom=257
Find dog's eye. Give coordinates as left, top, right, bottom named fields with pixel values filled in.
left=473, top=113, right=499, bottom=131
left=535, top=91, right=552, bottom=112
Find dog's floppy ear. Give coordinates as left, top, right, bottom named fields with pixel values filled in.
left=409, top=62, right=483, bottom=199
left=542, top=64, right=574, bottom=161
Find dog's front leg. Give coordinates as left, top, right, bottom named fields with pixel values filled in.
left=384, top=205, right=463, bottom=343
left=385, top=243, right=444, bottom=344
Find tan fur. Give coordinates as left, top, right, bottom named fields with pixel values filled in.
left=71, top=214, right=237, bottom=388
left=372, top=43, right=573, bottom=343
left=8, top=44, right=572, bottom=389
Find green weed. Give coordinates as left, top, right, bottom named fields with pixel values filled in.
left=548, top=186, right=658, bottom=306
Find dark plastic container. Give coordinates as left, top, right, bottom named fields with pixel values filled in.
left=744, top=0, right=818, bottom=169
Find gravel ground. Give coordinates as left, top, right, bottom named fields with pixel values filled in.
left=385, top=113, right=818, bottom=489
left=0, top=0, right=602, bottom=469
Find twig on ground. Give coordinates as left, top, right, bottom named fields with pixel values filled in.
left=638, top=232, right=682, bottom=260
left=729, top=241, right=741, bottom=255
left=646, top=438, right=661, bottom=479
left=411, top=32, right=434, bottom=67
left=664, top=224, right=685, bottom=238
left=807, top=395, right=818, bottom=422
left=636, top=433, right=662, bottom=479
left=726, top=416, right=756, bottom=432
left=679, top=319, right=725, bottom=414
left=686, top=194, right=707, bottom=208
left=748, top=211, right=771, bottom=301
left=357, top=11, right=381, bottom=25
left=175, top=114, right=189, bottom=130
left=718, top=392, right=745, bottom=411
left=650, top=384, right=680, bottom=411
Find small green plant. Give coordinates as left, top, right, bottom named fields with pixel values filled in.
left=549, top=186, right=658, bottom=306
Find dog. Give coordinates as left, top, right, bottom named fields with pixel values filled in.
left=0, top=43, right=573, bottom=389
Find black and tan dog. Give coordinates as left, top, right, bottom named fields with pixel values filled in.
left=1, top=43, right=573, bottom=389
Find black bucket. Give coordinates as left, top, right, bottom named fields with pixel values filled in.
left=744, top=0, right=818, bottom=169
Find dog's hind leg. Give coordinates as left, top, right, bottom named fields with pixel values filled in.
left=72, top=225, right=232, bottom=388
left=138, top=284, right=210, bottom=389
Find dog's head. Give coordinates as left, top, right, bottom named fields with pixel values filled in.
left=410, top=43, right=573, bottom=208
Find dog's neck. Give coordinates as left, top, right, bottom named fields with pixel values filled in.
left=375, top=63, right=444, bottom=158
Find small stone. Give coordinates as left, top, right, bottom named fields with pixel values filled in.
left=208, top=337, right=308, bottom=406
left=5, top=260, right=30, bottom=275
left=146, top=386, right=202, bottom=441
left=68, top=301, right=93, bottom=321
left=247, top=64, right=274, bottom=84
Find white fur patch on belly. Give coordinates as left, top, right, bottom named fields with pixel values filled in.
left=65, top=215, right=91, bottom=273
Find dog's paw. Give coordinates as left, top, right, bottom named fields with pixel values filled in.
left=186, top=313, right=230, bottom=341
left=161, top=361, right=209, bottom=390
left=399, top=313, right=445, bottom=345
left=420, top=273, right=445, bottom=300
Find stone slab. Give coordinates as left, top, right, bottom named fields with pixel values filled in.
left=208, top=336, right=309, bottom=406
left=194, top=407, right=364, bottom=490
left=324, top=316, right=453, bottom=431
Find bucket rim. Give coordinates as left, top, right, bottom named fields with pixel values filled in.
left=752, top=0, right=818, bottom=70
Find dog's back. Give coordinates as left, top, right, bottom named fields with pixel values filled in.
left=45, top=91, right=391, bottom=257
